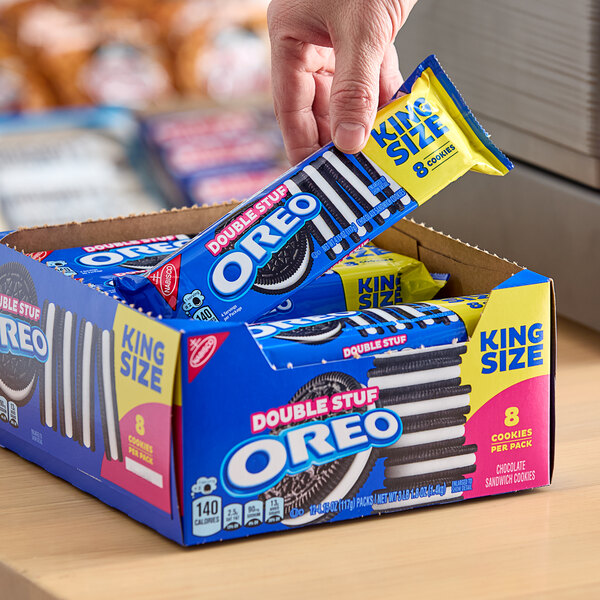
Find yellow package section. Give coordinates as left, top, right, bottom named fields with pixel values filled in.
left=112, top=304, right=181, bottom=415
left=460, top=282, right=551, bottom=418
left=364, top=66, right=510, bottom=204
left=430, top=295, right=488, bottom=337
left=333, top=245, right=446, bottom=308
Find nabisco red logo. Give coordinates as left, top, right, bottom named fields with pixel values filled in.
left=148, top=255, right=181, bottom=310
left=187, top=331, right=229, bottom=382
left=28, top=251, right=51, bottom=262
left=190, top=336, right=217, bottom=369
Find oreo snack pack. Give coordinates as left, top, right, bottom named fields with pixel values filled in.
left=258, top=244, right=448, bottom=322
left=114, top=55, right=513, bottom=323
left=28, top=235, right=191, bottom=294
left=250, top=295, right=487, bottom=368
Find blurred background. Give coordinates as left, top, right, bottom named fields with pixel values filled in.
left=0, top=0, right=598, bottom=330
left=0, top=0, right=286, bottom=228
left=396, top=0, right=600, bottom=331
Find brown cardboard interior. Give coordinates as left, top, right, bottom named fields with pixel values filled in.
left=3, top=203, right=238, bottom=252
left=4, top=204, right=521, bottom=298
left=377, top=220, right=521, bottom=297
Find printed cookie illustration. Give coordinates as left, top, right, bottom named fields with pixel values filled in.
left=182, top=289, right=205, bottom=316
left=76, top=318, right=98, bottom=451
left=368, top=343, right=477, bottom=512
left=0, top=262, right=42, bottom=406
left=274, top=320, right=344, bottom=345
left=55, top=307, right=78, bottom=439
left=96, top=328, right=122, bottom=462
left=215, top=202, right=315, bottom=297
left=260, top=372, right=377, bottom=527
left=252, top=228, right=314, bottom=295
left=283, top=147, right=410, bottom=261
left=120, top=255, right=171, bottom=272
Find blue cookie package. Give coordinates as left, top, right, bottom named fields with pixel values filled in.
left=114, top=56, right=512, bottom=323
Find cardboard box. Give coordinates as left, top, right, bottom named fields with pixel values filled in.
left=0, top=205, right=555, bottom=545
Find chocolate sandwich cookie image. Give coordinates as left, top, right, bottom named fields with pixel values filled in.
left=369, top=343, right=467, bottom=376
left=213, top=200, right=315, bottom=297
left=251, top=299, right=483, bottom=368
left=57, top=308, right=78, bottom=440
left=259, top=372, right=378, bottom=527
left=368, top=343, right=471, bottom=437
left=252, top=227, right=313, bottom=295
left=382, top=437, right=477, bottom=483
left=271, top=320, right=345, bottom=345
left=39, top=300, right=57, bottom=430
left=366, top=342, right=478, bottom=513
left=368, top=343, right=468, bottom=394
left=0, top=262, right=43, bottom=407
left=283, top=147, right=411, bottom=262
left=97, top=329, right=122, bottom=462
left=76, top=318, right=98, bottom=452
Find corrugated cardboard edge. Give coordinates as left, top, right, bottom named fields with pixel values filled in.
left=2, top=203, right=239, bottom=253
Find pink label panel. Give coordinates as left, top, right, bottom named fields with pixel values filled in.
left=465, top=376, right=550, bottom=499
left=101, top=403, right=171, bottom=513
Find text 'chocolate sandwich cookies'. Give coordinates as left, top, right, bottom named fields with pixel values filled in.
left=114, top=56, right=512, bottom=323
left=250, top=296, right=487, bottom=369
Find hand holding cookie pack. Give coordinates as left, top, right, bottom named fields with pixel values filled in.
left=114, top=56, right=512, bottom=322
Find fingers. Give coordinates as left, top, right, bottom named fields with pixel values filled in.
left=329, top=17, right=390, bottom=155
left=268, top=0, right=410, bottom=162
left=379, top=43, right=403, bottom=106
left=312, top=50, right=335, bottom=146
left=270, top=37, right=321, bottom=164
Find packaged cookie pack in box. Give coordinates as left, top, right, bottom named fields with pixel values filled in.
left=0, top=56, right=554, bottom=546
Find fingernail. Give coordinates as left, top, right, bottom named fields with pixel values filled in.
left=333, top=122, right=367, bottom=153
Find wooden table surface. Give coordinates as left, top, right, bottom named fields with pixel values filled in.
left=1, top=317, right=599, bottom=600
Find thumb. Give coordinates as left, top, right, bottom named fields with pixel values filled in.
left=330, top=26, right=388, bottom=154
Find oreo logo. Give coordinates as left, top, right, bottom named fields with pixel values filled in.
left=209, top=193, right=321, bottom=300
left=76, top=239, right=189, bottom=268
left=0, top=262, right=44, bottom=406
left=221, top=408, right=402, bottom=497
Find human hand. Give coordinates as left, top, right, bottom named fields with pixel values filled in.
left=268, top=0, right=417, bottom=164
